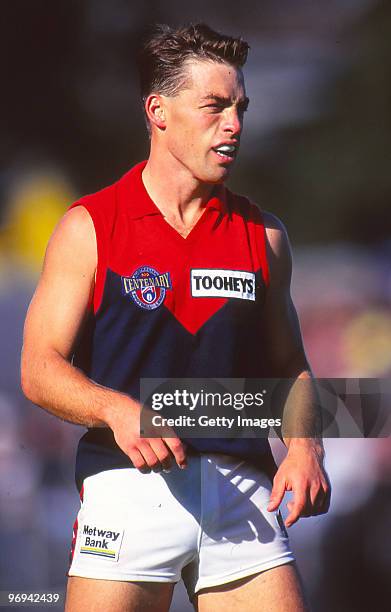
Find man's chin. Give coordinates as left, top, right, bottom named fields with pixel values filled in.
left=203, top=166, right=232, bottom=185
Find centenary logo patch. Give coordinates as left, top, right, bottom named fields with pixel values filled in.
left=122, top=265, right=172, bottom=310
left=191, top=269, right=256, bottom=301
left=79, top=523, right=124, bottom=562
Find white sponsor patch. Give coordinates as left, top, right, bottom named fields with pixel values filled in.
left=77, top=521, right=124, bottom=562
left=191, top=269, right=256, bottom=301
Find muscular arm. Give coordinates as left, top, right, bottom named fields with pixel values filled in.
left=22, top=206, right=115, bottom=426
left=261, top=211, right=331, bottom=526
left=21, top=206, right=186, bottom=471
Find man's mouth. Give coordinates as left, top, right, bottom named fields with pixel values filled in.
left=212, top=143, right=238, bottom=162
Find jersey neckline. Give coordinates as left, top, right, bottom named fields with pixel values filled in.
left=118, top=160, right=228, bottom=245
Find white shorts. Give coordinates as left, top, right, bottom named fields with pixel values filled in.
left=68, top=453, right=294, bottom=598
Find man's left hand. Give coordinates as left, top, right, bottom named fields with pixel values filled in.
left=267, top=441, right=331, bottom=527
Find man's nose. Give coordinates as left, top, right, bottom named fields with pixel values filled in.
left=222, top=107, right=243, bottom=136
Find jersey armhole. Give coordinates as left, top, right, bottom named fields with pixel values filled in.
left=257, top=210, right=270, bottom=287
left=247, top=201, right=270, bottom=288
left=68, top=200, right=107, bottom=314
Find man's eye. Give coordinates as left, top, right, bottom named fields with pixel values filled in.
left=206, top=104, right=223, bottom=111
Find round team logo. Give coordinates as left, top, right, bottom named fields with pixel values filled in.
left=121, top=266, right=172, bottom=311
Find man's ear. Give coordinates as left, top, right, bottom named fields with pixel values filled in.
left=144, top=94, right=166, bottom=130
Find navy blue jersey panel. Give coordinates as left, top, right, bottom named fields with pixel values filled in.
left=73, top=268, right=270, bottom=392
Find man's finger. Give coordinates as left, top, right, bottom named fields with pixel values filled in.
left=163, top=436, right=187, bottom=469
left=310, top=482, right=323, bottom=509
left=311, top=481, right=331, bottom=514
left=137, top=439, right=162, bottom=470
left=267, top=476, right=286, bottom=512
left=285, top=488, right=307, bottom=527
left=323, top=482, right=332, bottom=512
left=128, top=448, right=150, bottom=473
left=149, top=438, right=173, bottom=471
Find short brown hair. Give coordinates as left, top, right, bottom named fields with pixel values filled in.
left=137, top=23, right=249, bottom=126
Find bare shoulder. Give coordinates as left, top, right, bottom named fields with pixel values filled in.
left=44, top=205, right=97, bottom=274
left=48, top=205, right=95, bottom=249
left=262, top=211, right=293, bottom=283
left=262, top=211, right=291, bottom=257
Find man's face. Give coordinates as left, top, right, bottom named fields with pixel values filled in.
left=160, top=59, right=248, bottom=184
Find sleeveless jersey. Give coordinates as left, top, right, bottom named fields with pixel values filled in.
left=70, top=161, right=277, bottom=490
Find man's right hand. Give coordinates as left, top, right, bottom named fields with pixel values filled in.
left=107, top=399, right=187, bottom=473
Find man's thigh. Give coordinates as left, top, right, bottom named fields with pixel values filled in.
left=65, top=576, right=175, bottom=612
left=194, top=562, right=309, bottom=612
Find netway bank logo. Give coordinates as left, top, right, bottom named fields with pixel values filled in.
left=79, top=523, right=124, bottom=561
left=191, top=269, right=256, bottom=301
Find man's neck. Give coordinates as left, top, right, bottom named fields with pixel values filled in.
left=142, top=151, right=215, bottom=223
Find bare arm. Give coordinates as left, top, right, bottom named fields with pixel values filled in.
left=260, top=211, right=331, bottom=526
left=21, top=206, right=187, bottom=471
left=22, top=206, right=112, bottom=426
